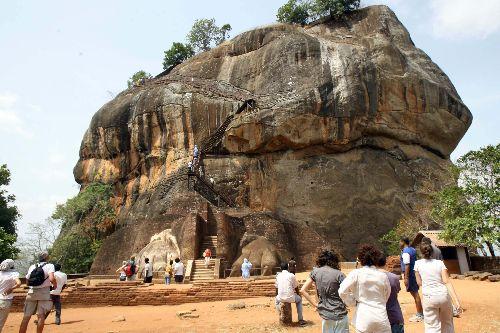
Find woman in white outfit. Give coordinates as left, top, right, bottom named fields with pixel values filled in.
left=339, top=244, right=391, bottom=333
left=414, top=243, right=462, bottom=333
left=0, top=259, right=21, bottom=331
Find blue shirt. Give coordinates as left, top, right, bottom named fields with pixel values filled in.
left=400, top=246, right=417, bottom=276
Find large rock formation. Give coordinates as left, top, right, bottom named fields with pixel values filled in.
left=75, top=5, right=472, bottom=274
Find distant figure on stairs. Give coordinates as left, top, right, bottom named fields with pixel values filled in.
left=203, top=248, right=212, bottom=268
left=188, top=161, right=193, bottom=173
left=165, top=260, right=174, bottom=285
left=241, top=258, right=253, bottom=279
left=173, top=258, right=185, bottom=283
left=193, top=145, right=199, bottom=162
left=288, top=257, right=297, bottom=275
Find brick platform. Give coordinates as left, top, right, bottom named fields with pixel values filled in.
left=10, top=279, right=277, bottom=312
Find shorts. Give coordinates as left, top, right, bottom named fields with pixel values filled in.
left=174, top=275, right=184, bottom=283
left=23, top=299, right=53, bottom=317
left=406, top=274, right=419, bottom=292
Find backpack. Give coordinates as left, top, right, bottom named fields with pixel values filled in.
left=124, top=263, right=136, bottom=277
left=27, top=263, right=47, bottom=287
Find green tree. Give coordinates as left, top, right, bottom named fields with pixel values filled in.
left=277, top=0, right=311, bottom=25
left=162, top=42, right=195, bottom=69
left=433, top=144, right=499, bottom=256
left=127, top=70, right=152, bottom=88
left=0, top=227, right=19, bottom=261
left=310, top=0, right=360, bottom=20
left=50, top=228, right=100, bottom=273
left=187, top=18, right=232, bottom=53
left=52, top=182, right=116, bottom=242
left=0, top=164, right=20, bottom=236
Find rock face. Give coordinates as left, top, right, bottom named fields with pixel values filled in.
left=75, top=5, right=471, bottom=275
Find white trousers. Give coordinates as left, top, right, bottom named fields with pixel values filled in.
left=422, top=294, right=454, bottom=333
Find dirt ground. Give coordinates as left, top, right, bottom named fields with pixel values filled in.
left=3, top=278, right=499, bottom=333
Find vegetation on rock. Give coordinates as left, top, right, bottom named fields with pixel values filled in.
left=163, top=42, right=195, bottom=69
left=0, top=164, right=20, bottom=261
left=127, top=70, right=152, bottom=88
left=50, top=182, right=116, bottom=272
left=277, top=0, right=311, bottom=25
left=433, top=144, right=499, bottom=256
left=277, top=0, right=360, bottom=24
left=187, top=18, right=232, bottom=53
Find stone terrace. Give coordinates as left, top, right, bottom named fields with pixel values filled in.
left=10, top=279, right=277, bottom=311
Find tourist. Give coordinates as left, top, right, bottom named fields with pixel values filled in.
left=300, top=250, right=348, bottom=333
left=203, top=248, right=212, bottom=268
left=414, top=243, right=462, bottom=333
left=339, top=244, right=391, bottom=333
left=0, top=259, right=21, bottom=331
left=165, top=260, right=174, bottom=285
left=193, top=145, right=199, bottom=159
left=143, top=258, right=153, bottom=283
left=421, top=237, right=443, bottom=260
left=125, top=256, right=137, bottom=281
left=47, top=263, right=67, bottom=325
left=19, top=252, right=57, bottom=333
left=188, top=161, right=193, bottom=173
left=173, top=258, right=184, bottom=283
left=116, top=261, right=128, bottom=281
left=288, top=257, right=297, bottom=275
left=400, top=237, right=424, bottom=322
left=241, top=258, right=252, bottom=279
left=377, top=255, right=404, bottom=333
left=275, top=262, right=306, bottom=326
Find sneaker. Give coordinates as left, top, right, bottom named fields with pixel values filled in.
left=298, top=320, right=307, bottom=326
left=409, top=313, right=424, bottom=322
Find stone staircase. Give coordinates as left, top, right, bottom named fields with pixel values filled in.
left=190, top=236, right=218, bottom=281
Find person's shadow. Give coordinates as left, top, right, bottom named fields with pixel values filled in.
left=46, top=320, right=84, bottom=325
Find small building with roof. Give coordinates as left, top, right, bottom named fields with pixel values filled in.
left=412, top=230, right=470, bottom=274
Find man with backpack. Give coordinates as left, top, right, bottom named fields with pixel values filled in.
left=19, top=252, right=57, bottom=333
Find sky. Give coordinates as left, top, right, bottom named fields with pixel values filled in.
left=1, top=0, right=499, bottom=239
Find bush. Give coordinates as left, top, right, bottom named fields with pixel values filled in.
left=276, top=0, right=360, bottom=24
left=0, top=227, right=19, bottom=261
left=127, top=70, right=152, bottom=88
left=187, top=18, right=232, bottom=53
left=162, top=42, right=195, bottom=69
left=50, top=228, right=101, bottom=273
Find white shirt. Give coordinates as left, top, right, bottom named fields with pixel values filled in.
left=275, top=270, right=298, bottom=303
left=339, top=266, right=391, bottom=333
left=26, top=262, right=55, bottom=289
left=144, top=263, right=153, bottom=277
left=173, top=262, right=184, bottom=276
left=50, top=271, right=68, bottom=295
left=0, top=271, right=20, bottom=300
left=414, top=259, right=448, bottom=296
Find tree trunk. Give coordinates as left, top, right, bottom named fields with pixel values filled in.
left=485, top=242, right=496, bottom=257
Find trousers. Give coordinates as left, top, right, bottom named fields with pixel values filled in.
left=422, top=294, right=454, bottom=333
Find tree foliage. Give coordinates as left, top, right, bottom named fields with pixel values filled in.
left=0, top=164, right=20, bottom=236
left=0, top=227, right=19, bottom=261
left=50, top=228, right=101, bottom=273
left=276, top=0, right=360, bottom=24
left=127, top=70, right=152, bottom=88
left=52, top=182, right=116, bottom=243
left=310, top=0, right=360, bottom=19
left=162, top=42, right=195, bottom=69
left=187, top=18, right=232, bottom=53
left=277, top=0, right=311, bottom=25
left=432, top=144, right=499, bottom=256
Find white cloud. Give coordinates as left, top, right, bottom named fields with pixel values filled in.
left=430, top=0, right=500, bottom=39
left=0, top=92, right=33, bottom=139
